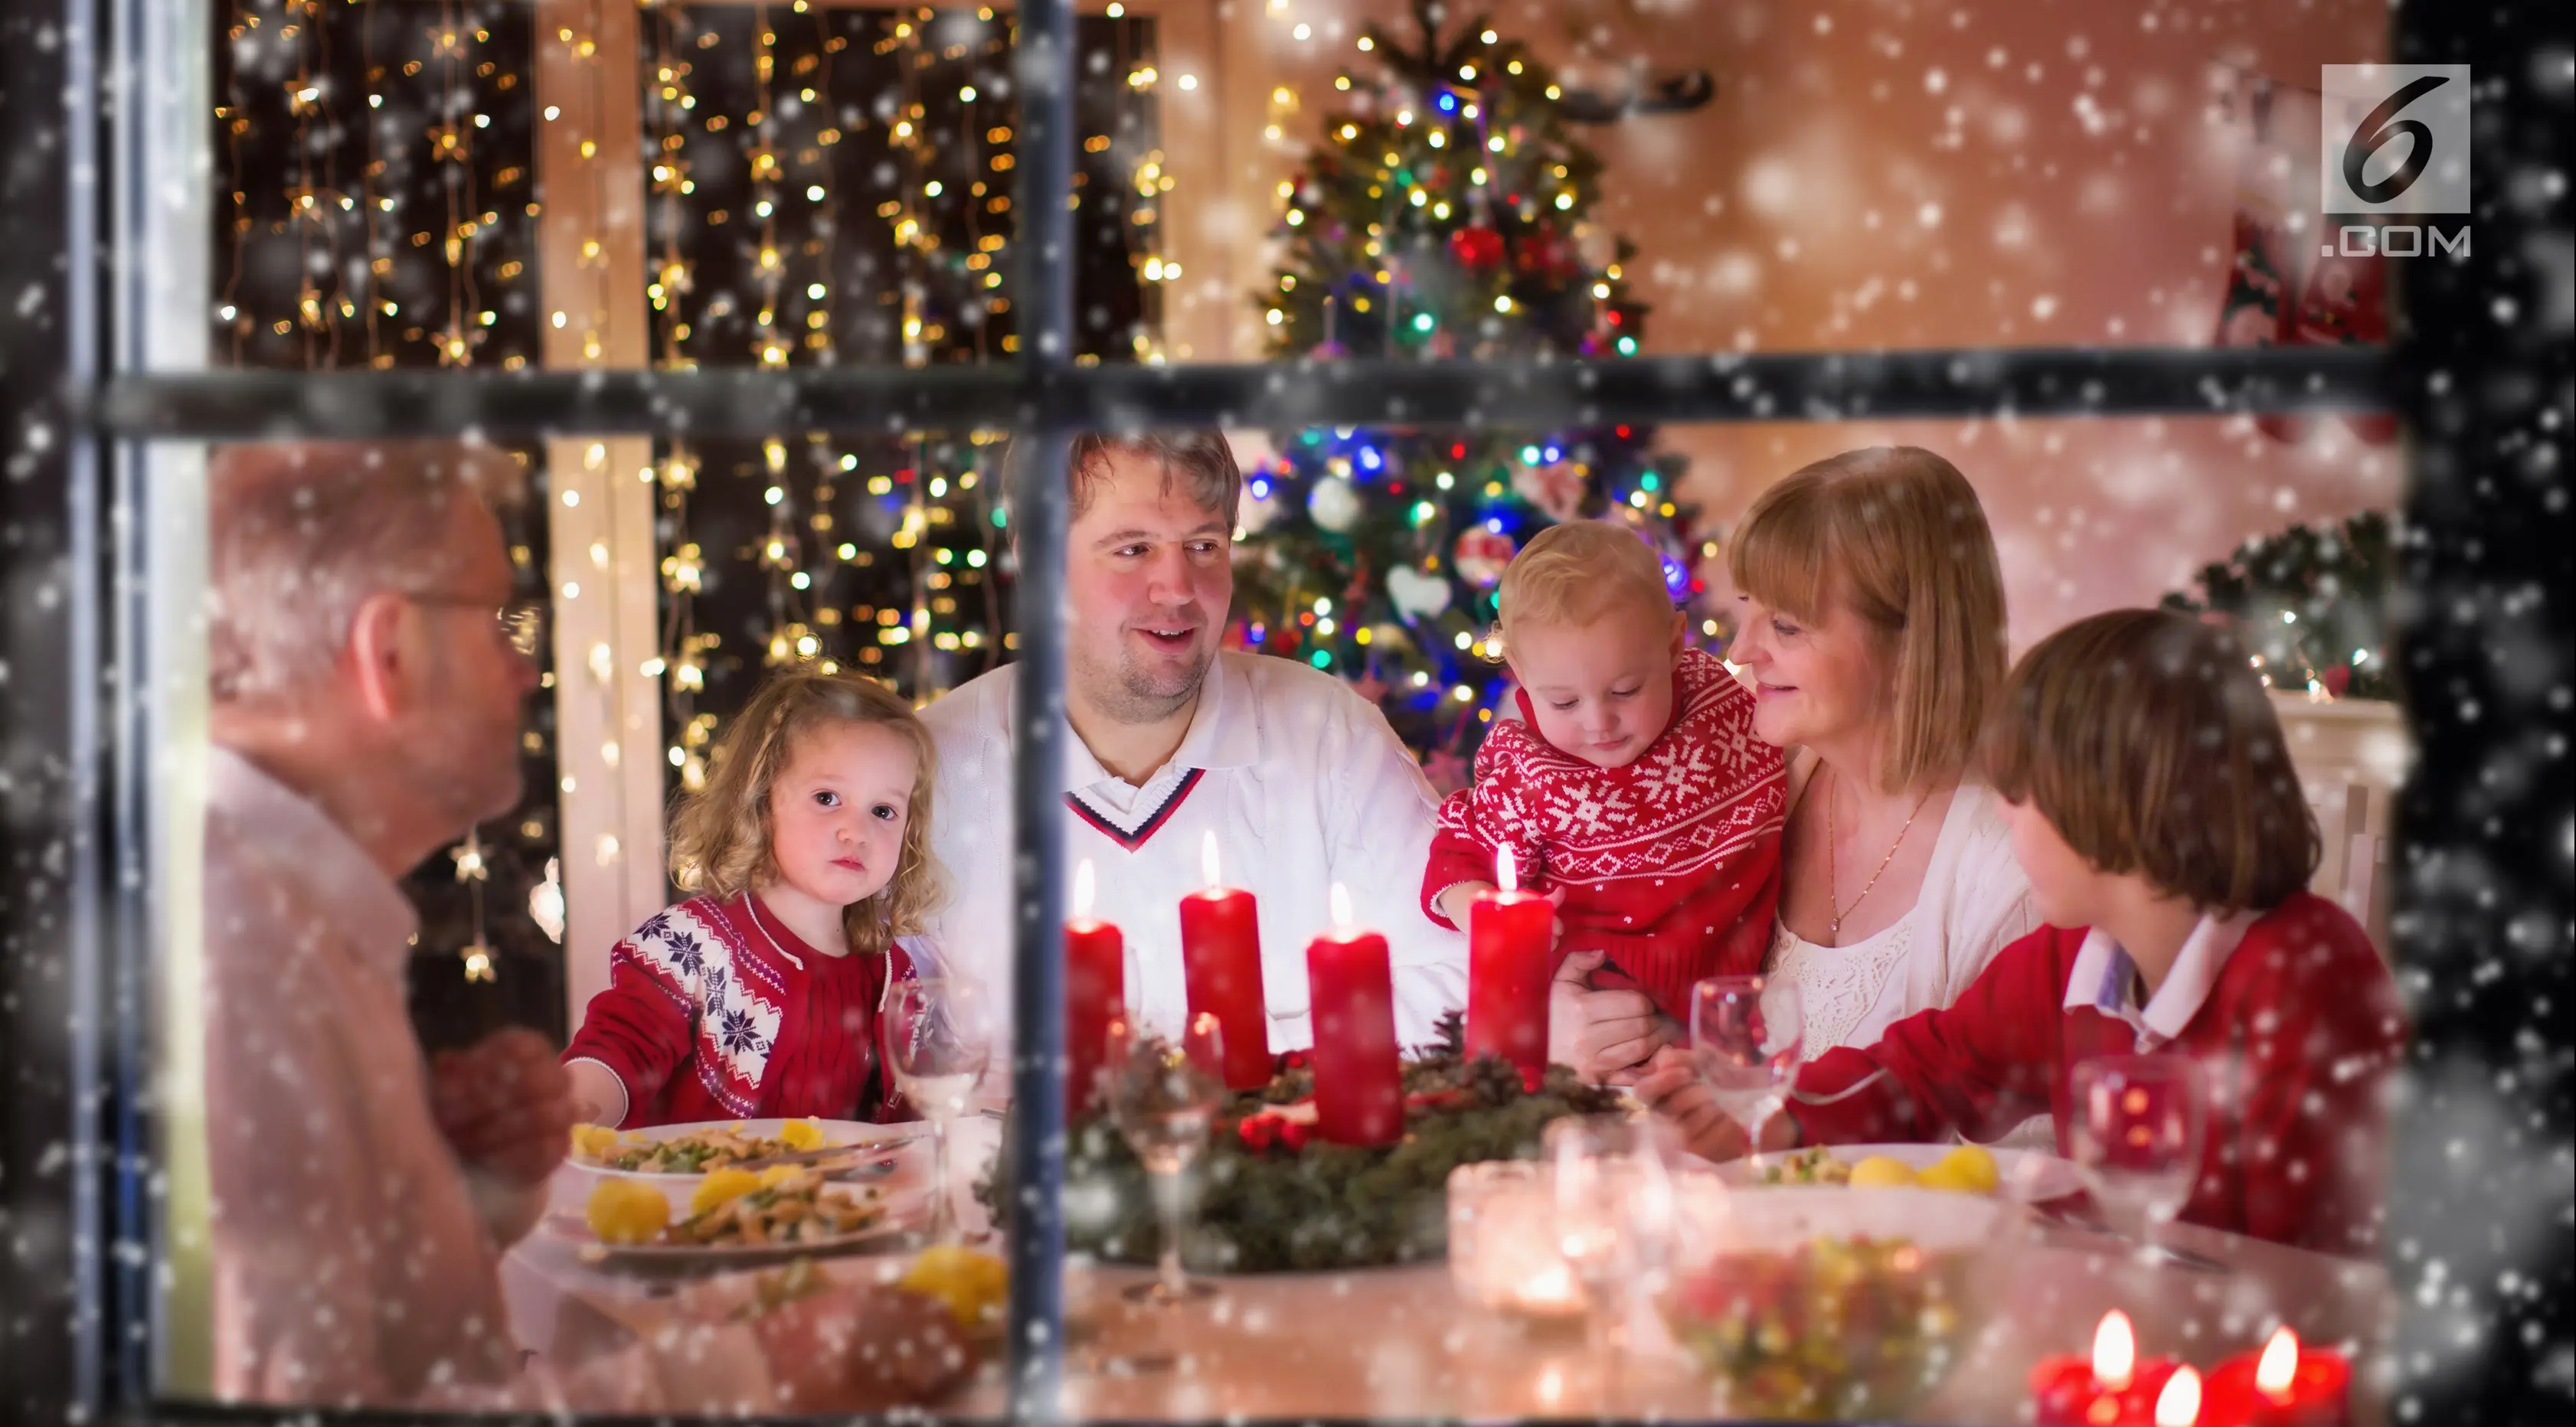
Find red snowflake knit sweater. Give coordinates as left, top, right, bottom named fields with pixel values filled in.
left=1422, top=648, right=1787, bottom=1018
left=563, top=892, right=919, bottom=1128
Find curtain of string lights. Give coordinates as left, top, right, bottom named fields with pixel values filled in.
left=213, top=0, right=565, bottom=1039
left=640, top=4, right=1156, bottom=797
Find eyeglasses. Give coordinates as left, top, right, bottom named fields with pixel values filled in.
left=408, top=594, right=547, bottom=658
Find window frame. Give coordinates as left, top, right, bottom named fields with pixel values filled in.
left=61, top=0, right=2402, bottom=1420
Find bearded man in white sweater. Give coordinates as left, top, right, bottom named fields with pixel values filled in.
left=920, top=432, right=1467, bottom=1054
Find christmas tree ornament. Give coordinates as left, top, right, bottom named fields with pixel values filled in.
left=1386, top=564, right=1454, bottom=620
left=1308, top=475, right=1364, bottom=532
left=1510, top=454, right=1587, bottom=521
left=1448, top=224, right=1505, bottom=270
left=1453, top=527, right=1518, bottom=588
left=1238, top=482, right=1282, bottom=535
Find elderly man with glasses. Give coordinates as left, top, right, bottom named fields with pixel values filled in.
left=200, top=442, right=934, bottom=1410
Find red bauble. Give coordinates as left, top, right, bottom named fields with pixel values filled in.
left=1453, top=527, right=1518, bottom=588
left=1448, top=224, right=1505, bottom=270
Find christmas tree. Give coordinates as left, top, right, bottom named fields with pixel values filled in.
left=1232, top=2, right=1718, bottom=776
left=2160, top=509, right=2398, bottom=702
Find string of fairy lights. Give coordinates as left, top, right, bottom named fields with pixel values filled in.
left=633, top=2, right=1159, bottom=777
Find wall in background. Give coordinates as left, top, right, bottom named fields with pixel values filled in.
left=1157, top=0, right=2400, bottom=645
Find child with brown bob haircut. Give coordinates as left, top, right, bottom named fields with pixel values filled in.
left=1423, top=520, right=1787, bottom=1025
left=1639, top=608, right=2408, bottom=1256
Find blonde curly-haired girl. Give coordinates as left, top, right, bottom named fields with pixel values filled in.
left=564, top=669, right=952, bottom=1127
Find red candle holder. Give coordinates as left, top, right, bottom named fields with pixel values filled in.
left=2031, top=1311, right=2186, bottom=1427
left=2202, top=1328, right=2351, bottom=1427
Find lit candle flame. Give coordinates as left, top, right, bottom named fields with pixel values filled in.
left=2153, top=1365, right=2202, bottom=1427
left=1496, top=844, right=1519, bottom=894
left=1073, top=858, right=1096, bottom=920
left=2254, top=1326, right=2300, bottom=1400
left=2091, top=1309, right=2137, bottom=1392
left=1201, top=829, right=1223, bottom=890
left=1331, top=880, right=1354, bottom=929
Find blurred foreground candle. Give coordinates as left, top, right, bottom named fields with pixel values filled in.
left=1065, top=860, right=1125, bottom=1115
left=2202, top=1328, right=2350, bottom=1427
left=1178, top=831, right=1271, bottom=1089
left=2155, top=1367, right=2204, bottom=1427
left=2031, top=1311, right=2183, bottom=1426
left=1305, top=883, right=1403, bottom=1145
left=1466, top=845, right=1552, bottom=1089
left=1447, top=1161, right=1588, bottom=1322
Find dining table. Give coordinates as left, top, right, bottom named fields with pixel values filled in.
left=500, top=1117, right=2395, bottom=1422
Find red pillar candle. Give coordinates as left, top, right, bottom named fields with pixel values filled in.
left=1064, top=859, right=1126, bottom=1117
left=1466, top=845, right=1553, bottom=1089
left=2202, top=1329, right=2351, bottom=1427
left=1177, top=832, right=1271, bottom=1091
left=1305, top=883, right=1404, bottom=1146
left=2031, top=1311, right=2186, bottom=1427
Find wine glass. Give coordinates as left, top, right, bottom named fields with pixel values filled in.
left=1545, top=1115, right=1673, bottom=1412
left=1108, top=1012, right=1228, bottom=1306
left=1688, top=975, right=1806, bottom=1169
left=878, top=977, right=993, bottom=1245
left=2068, top=1055, right=2207, bottom=1261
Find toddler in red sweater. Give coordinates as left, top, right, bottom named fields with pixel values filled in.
left=1422, top=520, right=1787, bottom=1029
left=1640, top=608, right=2408, bottom=1256
left=563, top=669, right=951, bottom=1128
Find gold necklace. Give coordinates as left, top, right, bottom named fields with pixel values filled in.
left=1825, top=766, right=1934, bottom=940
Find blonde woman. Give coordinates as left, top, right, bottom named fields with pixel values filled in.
left=1554, top=447, right=2037, bottom=1084
left=1732, top=446, right=2039, bottom=1060
left=564, top=669, right=950, bottom=1128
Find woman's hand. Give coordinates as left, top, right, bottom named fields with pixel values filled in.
left=1634, top=1046, right=1803, bottom=1162
left=1548, top=949, right=1671, bottom=1081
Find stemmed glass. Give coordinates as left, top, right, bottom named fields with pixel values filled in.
left=878, top=977, right=993, bottom=1245
left=1545, top=1115, right=1675, bottom=1412
left=2068, top=1055, right=2207, bottom=1263
left=1688, top=975, right=1806, bottom=1168
left=1107, top=1012, right=1228, bottom=1306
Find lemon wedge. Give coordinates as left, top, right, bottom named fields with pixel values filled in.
left=1848, top=1154, right=1918, bottom=1188
left=570, top=1123, right=620, bottom=1161
left=691, top=1165, right=763, bottom=1216
left=901, top=1244, right=1010, bottom=1330
left=585, top=1179, right=670, bottom=1246
left=1928, top=1143, right=2000, bottom=1194
left=778, top=1118, right=826, bottom=1152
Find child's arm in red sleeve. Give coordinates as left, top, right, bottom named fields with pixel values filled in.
left=1790, top=928, right=2071, bottom=1145
left=2231, top=905, right=2411, bottom=1256
left=1421, top=793, right=1496, bottom=929
left=562, top=937, right=698, bottom=1128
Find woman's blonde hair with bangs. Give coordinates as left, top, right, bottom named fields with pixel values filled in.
left=669, top=669, right=948, bottom=956
left=1728, top=446, right=2008, bottom=794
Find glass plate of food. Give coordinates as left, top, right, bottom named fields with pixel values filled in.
left=1711, top=1141, right=2084, bottom=1203
left=551, top=1165, right=930, bottom=1268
